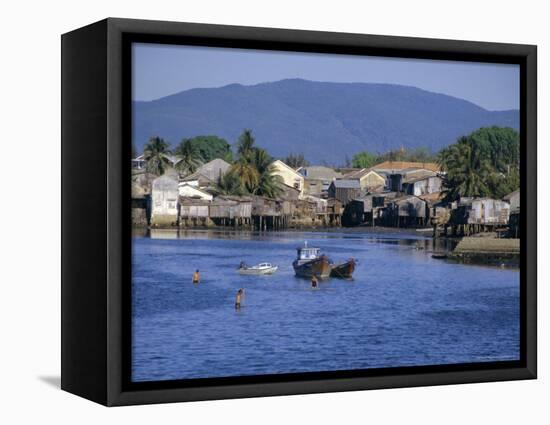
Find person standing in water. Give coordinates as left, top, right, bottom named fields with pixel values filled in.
left=192, top=269, right=200, bottom=284
left=311, top=275, right=318, bottom=288
left=235, top=288, right=244, bottom=309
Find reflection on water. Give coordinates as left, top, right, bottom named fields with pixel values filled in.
left=131, top=229, right=520, bottom=382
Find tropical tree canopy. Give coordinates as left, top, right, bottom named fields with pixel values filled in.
left=179, top=135, right=233, bottom=163
left=142, top=137, right=171, bottom=175
left=374, top=146, right=437, bottom=163
left=212, top=172, right=246, bottom=196
left=283, top=153, right=309, bottom=169
left=352, top=151, right=377, bottom=168
left=251, top=148, right=284, bottom=198
left=230, top=161, right=260, bottom=193
left=221, top=129, right=283, bottom=198
left=438, top=126, right=519, bottom=202
left=173, top=139, right=204, bottom=175
left=236, top=129, right=256, bottom=159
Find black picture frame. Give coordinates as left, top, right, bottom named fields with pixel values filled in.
left=61, top=17, right=537, bottom=406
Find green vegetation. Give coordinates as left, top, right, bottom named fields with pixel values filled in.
left=173, top=139, right=203, bottom=175
left=140, top=126, right=518, bottom=204
left=283, top=153, right=309, bottom=169
left=375, top=146, right=437, bottom=163
left=438, top=126, right=519, bottom=201
left=351, top=151, right=377, bottom=168
left=143, top=137, right=171, bottom=175
left=253, top=148, right=284, bottom=198
left=217, top=129, right=284, bottom=197
left=351, top=146, right=437, bottom=169
left=213, top=172, right=246, bottom=196
left=180, top=135, right=233, bottom=163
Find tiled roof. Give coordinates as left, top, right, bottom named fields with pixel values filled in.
left=372, top=161, right=441, bottom=172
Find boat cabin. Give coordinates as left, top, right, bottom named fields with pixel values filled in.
left=296, top=243, right=321, bottom=261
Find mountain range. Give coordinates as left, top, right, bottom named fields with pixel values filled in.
left=133, top=78, right=519, bottom=164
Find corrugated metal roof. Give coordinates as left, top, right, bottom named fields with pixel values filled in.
left=332, top=179, right=361, bottom=189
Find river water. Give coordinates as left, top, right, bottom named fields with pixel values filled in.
left=131, top=229, right=520, bottom=382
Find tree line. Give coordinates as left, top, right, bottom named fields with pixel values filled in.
left=139, top=129, right=284, bottom=198
left=437, top=126, right=519, bottom=201
left=348, top=126, right=519, bottom=201
left=351, top=146, right=437, bottom=169
left=138, top=125, right=520, bottom=202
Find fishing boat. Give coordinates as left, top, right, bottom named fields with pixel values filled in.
left=330, top=258, right=356, bottom=279
left=238, top=262, right=278, bottom=275
left=431, top=253, right=448, bottom=259
left=292, top=242, right=331, bottom=278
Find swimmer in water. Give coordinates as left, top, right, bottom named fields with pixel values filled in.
left=192, top=269, right=200, bottom=284
left=235, top=288, right=244, bottom=309
left=311, top=275, right=318, bottom=288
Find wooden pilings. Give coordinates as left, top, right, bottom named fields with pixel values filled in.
left=251, top=214, right=291, bottom=231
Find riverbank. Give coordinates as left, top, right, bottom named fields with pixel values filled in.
left=449, top=236, right=520, bottom=267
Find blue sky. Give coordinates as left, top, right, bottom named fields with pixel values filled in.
left=132, top=43, right=519, bottom=111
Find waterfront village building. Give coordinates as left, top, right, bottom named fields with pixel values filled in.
left=328, top=179, right=362, bottom=205
left=468, top=198, right=510, bottom=225
left=298, top=166, right=343, bottom=197
left=178, top=183, right=213, bottom=201
left=437, top=197, right=511, bottom=237
left=370, top=161, right=441, bottom=191
left=180, top=158, right=231, bottom=188
left=131, top=154, right=146, bottom=170
left=179, top=198, right=211, bottom=227
left=209, top=196, right=253, bottom=226
left=344, top=192, right=395, bottom=226
left=150, top=174, right=179, bottom=226
left=166, top=154, right=182, bottom=167
left=131, top=182, right=148, bottom=226
left=390, top=195, right=429, bottom=227
left=402, top=175, right=443, bottom=196
left=342, top=168, right=386, bottom=192
left=503, top=190, right=520, bottom=238
left=503, top=190, right=520, bottom=212
left=270, top=160, right=305, bottom=197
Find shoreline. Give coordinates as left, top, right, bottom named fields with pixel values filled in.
left=133, top=224, right=432, bottom=237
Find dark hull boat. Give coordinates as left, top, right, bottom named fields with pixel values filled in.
left=293, top=256, right=332, bottom=278
left=292, top=242, right=331, bottom=278
left=330, top=259, right=356, bottom=279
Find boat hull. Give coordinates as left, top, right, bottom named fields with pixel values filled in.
left=293, top=257, right=331, bottom=278
left=238, top=266, right=278, bottom=275
left=330, top=259, right=356, bottom=279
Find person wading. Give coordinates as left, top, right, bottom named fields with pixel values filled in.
left=311, top=275, right=318, bottom=288
left=235, top=288, right=245, bottom=309
left=192, top=269, right=200, bottom=284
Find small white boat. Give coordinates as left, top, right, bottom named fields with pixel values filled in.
left=238, top=262, right=278, bottom=275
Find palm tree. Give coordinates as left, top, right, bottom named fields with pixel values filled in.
left=251, top=148, right=283, bottom=197
left=438, top=137, right=492, bottom=202
left=283, top=153, right=309, bottom=169
left=256, top=164, right=284, bottom=198
left=143, top=137, right=171, bottom=175
left=173, top=139, right=204, bottom=176
left=236, top=129, right=256, bottom=159
left=230, top=161, right=260, bottom=193
left=230, top=129, right=283, bottom=197
left=212, top=171, right=246, bottom=196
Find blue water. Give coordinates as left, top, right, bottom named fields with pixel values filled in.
left=131, top=229, right=520, bottom=382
